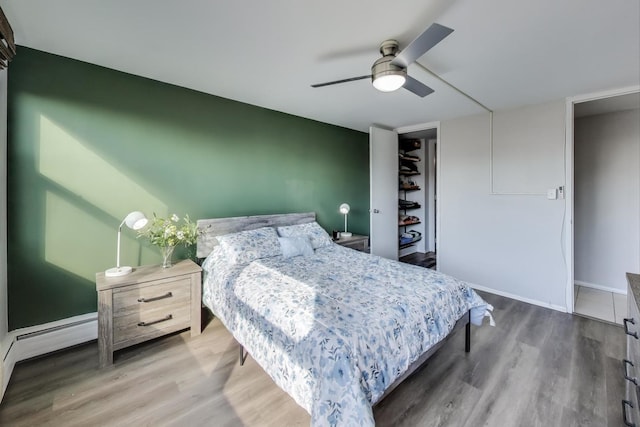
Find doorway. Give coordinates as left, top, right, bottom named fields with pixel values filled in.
left=398, top=128, right=437, bottom=269
left=567, top=90, right=640, bottom=323
left=369, top=122, right=440, bottom=268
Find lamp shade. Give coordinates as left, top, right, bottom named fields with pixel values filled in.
left=105, top=211, right=148, bottom=277
left=339, top=203, right=351, bottom=214
left=123, top=211, right=148, bottom=230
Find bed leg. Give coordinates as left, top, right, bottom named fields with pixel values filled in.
left=465, top=311, right=471, bottom=353
left=240, top=345, right=248, bottom=366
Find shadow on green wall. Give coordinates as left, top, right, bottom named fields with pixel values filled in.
left=7, top=47, right=369, bottom=330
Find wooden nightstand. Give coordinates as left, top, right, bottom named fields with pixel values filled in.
left=96, top=259, right=202, bottom=368
left=335, top=234, right=369, bottom=252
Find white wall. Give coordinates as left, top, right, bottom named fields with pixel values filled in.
left=492, top=103, right=566, bottom=194
left=0, top=69, right=8, bottom=392
left=439, top=100, right=568, bottom=310
left=574, top=109, right=640, bottom=292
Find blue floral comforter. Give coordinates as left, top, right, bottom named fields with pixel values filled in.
left=202, top=244, right=489, bottom=426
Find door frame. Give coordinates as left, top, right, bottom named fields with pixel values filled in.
left=395, top=121, right=441, bottom=269
left=564, top=85, right=640, bottom=313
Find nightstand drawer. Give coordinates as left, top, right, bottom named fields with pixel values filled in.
left=113, top=277, right=191, bottom=318
left=113, top=304, right=191, bottom=348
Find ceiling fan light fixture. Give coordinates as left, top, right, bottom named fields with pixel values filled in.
left=372, top=73, right=406, bottom=92
left=312, top=25, right=452, bottom=97
left=371, top=43, right=407, bottom=93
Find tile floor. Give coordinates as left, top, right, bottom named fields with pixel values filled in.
left=574, top=284, right=626, bottom=324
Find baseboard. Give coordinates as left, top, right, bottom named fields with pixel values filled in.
left=1, top=333, right=16, bottom=401
left=470, top=283, right=568, bottom=313
left=0, top=334, right=12, bottom=400
left=1, top=312, right=97, bottom=401
left=574, top=280, right=626, bottom=295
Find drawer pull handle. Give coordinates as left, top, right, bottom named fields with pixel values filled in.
left=624, top=359, right=638, bottom=385
left=138, top=292, right=173, bottom=303
left=625, top=318, right=639, bottom=339
left=137, top=314, right=173, bottom=327
left=623, top=400, right=636, bottom=427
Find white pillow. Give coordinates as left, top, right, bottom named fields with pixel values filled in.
left=216, top=226, right=281, bottom=265
left=277, top=221, right=333, bottom=249
left=278, top=236, right=314, bottom=259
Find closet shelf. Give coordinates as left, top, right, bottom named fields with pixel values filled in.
left=399, top=236, right=422, bottom=249
left=399, top=186, right=421, bottom=192
left=398, top=137, right=424, bottom=255
left=399, top=201, right=421, bottom=210
left=399, top=154, right=421, bottom=162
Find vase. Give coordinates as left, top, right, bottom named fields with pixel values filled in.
left=161, top=245, right=175, bottom=268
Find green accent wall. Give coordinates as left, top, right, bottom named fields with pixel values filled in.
left=7, top=47, right=369, bottom=330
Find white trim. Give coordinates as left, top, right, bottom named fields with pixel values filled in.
left=1, top=313, right=97, bottom=401
left=0, top=69, right=8, bottom=408
left=574, top=280, right=627, bottom=295
left=435, top=124, right=441, bottom=271
left=394, top=121, right=439, bottom=135
left=564, top=97, right=574, bottom=314
left=1, top=334, right=16, bottom=400
left=567, top=85, right=640, bottom=105
left=564, top=85, right=640, bottom=315
left=426, top=138, right=437, bottom=252
left=470, top=283, right=568, bottom=313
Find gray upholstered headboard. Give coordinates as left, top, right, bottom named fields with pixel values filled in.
left=196, top=212, right=316, bottom=258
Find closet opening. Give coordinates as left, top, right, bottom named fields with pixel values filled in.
left=397, top=128, right=437, bottom=269
left=569, top=91, right=640, bottom=323
left=369, top=122, right=440, bottom=266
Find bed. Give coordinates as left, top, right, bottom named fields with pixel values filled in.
left=197, top=212, right=491, bottom=426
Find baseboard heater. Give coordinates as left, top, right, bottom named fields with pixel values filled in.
left=1, top=312, right=98, bottom=401
left=15, top=317, right=96, bottom=342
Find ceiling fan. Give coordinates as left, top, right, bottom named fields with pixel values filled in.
left=311, top=23, right=453, bottom=97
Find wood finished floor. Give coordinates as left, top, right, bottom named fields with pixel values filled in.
left=400, top=251, right=436, bottom=270
left=0, top=291, right=625, bottom=426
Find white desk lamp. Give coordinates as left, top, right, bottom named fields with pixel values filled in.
left=105, top=211, right=148, bottom=277
left=339, top=203, right=352, bottom=237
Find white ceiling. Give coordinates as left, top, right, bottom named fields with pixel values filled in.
left=2, top=0, right=639, bottom=132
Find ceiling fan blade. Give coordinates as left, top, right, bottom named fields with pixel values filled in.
left=403, top=75, right=434, bottom=98
left=311, top=75, right=372, bottom=88
left=392, top=23, right=454, bottom=68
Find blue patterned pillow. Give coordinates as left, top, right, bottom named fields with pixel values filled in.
left=277, top=221, right=333, bottom=249
left=216, top=227, right=281, bottom=265
left=278, top=236, right=314, bottom=259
